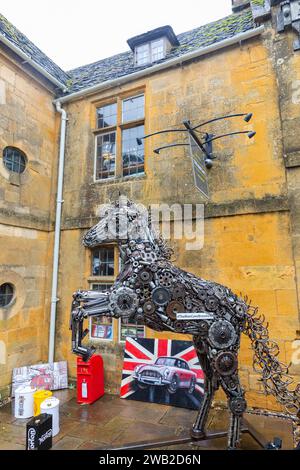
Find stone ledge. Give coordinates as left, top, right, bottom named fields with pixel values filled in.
left=205, top=194, right=289, bottom=218
left=0, top=208, right=53, bottom=232
left=284, top=151, right=300, bottom=168
left=61, top=194, right=289, bottom=230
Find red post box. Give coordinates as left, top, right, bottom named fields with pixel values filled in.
left=77, top=355, right=104, bottom=404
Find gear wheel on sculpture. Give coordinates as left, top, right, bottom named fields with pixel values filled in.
left=151, top=287, right=170, bottom=306
left=172, top=284, right=185, bottom=299
left=143, top=300, right=156, bottom=315
left=215, top=351, right=238, bottom=376
left=229, top=397, right=247, bottom=416
left=138, top=269, right=153, bottom=284
left=208, top=320, right=237, bottom=349
left=166, top=301, right=184, bottom=320
left=158, top=271, right=174, bottom=288
left=110, top=287, right=138, bottom=317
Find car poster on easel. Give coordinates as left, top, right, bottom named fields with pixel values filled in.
left=120, top=338, right=204, bottom=410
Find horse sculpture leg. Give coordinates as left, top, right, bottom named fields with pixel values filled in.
left=191, top=349, right=219, bottom=439
left=220, top=372, right=247, bottom=450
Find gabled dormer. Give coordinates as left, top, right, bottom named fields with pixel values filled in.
left=127, top=25, right=179, bottom=67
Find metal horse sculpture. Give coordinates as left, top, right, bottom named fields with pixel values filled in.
left=70, top=197, right=300, bottom=449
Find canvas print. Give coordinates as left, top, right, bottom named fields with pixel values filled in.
left=120, top=338, right=204, bottom=410
left=12, top=361, right=68, bottom=397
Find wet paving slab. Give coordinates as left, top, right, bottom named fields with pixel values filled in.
left=0, top=389, right=295, bottom=450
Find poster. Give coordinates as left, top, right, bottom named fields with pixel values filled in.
left=120, top=338, right=204, bottom=410
left=12, top=361, right=68, bottom=397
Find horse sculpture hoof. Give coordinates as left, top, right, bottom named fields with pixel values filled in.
left=190, top=428, right=206, bottom=440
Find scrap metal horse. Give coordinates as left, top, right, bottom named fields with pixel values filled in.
left=70, top=197, right=300, bottom=449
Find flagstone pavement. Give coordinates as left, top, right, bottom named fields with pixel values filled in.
left=0, top=389, right=295, bottom=450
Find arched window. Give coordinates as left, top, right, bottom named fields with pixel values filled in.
left=3, top=147, right=26, bottom=174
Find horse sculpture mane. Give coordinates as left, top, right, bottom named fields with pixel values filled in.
left=70, top=197, right=300, bottom=449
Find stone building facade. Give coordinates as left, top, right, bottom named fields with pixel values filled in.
left=0, top=1, right=300, bottom=411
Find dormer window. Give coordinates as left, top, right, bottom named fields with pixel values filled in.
left=127, top=25, right=180, bottom=68
left=135, top=38, right=165, bottom=66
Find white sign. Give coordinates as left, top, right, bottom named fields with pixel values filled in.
left=176, top=312, right=214, bottom=321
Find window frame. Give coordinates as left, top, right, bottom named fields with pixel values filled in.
left=3, top=147, right=27, bottom=174
left=0, top=283, right=15, bottom=308
left=88, top=245, right=146, bottom=343
left=118, top=317, right=146, bottom=344
left=89, top=283, right=114, bottom=342
left=94, top=130, right=117, bottom=182
left=135, top=38, right=166, bottom=66
left=94, top=92, right=145, bottom=182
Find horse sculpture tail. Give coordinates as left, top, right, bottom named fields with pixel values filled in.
left=242, top=303, right=300, bottom=418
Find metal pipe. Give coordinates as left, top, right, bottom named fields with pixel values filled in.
left=48, top=101, right=68, bottom=363
left=0, top=32, right=67, bottom=92
left=53, top=26, right=265, bottom=105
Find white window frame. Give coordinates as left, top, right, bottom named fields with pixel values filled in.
left=89, top=283, right=114, bottom=342
left=135, top=38, right=166, bottom=66
left=94, top=130, right=116, bottom=182
left=118, top=318, right=146, bottom=344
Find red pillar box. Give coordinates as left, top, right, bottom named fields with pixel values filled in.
left=77, top=355, right=104, bottom=404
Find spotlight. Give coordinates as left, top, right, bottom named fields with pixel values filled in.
left=247, top=131, right=256, bottom=139
left=205, top=158, right=213, bottom=169
left=244, top=113, right=253, bottom=123
left=136, top=138, right=143, bottom=145
left=153, top=149, right=160, bottom=154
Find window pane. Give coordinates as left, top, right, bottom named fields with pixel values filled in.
left=122, top=95, right=144, bottom=123
left=120, top=319, right=145, bottom=342
left=151, top=39, right=164, bottom=62
left=95, top=132, right=116, bottom=180
left=92, top=247, right=114, bottom=276
left=92, top=283, right=112, bottom=292
left=122, top=125, right=144, bottom=177
left=0, top=283, right=14, bottom=307
left=136, top=44, right=150, bottom=66
left=3, top=147, right=26, bottom=174
left=90, top=283, right=113, bottom=340
left=97, top=103, right=117, bottom=128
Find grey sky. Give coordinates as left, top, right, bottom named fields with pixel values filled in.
left=0, top=0, right=232, bottom=70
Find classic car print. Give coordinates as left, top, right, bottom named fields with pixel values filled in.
left=133, top=356, right=197, bottom=394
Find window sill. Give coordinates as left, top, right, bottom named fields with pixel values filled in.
left=92, top=172, right=146, bottom=186
left=88, top=276, right=115, bottom=282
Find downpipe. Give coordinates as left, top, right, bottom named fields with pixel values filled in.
left=48, top=101, right=68, bottom=363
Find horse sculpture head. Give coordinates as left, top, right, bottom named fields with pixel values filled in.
left=83, top=195, right=173, bottom=261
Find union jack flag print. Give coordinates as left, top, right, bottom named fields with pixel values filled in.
left=120, top=338, right=204, bottom=410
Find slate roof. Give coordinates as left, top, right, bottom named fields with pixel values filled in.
left=66, top=9, right=254, bottom=94
left=0, top=13, right=69, bottom=87
left=0, top=8, right=255, bottom=96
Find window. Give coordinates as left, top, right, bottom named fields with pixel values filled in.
left=95, top=132, right=116, bottom=180
left=122, top=95, right=144, bottom=123
left=122, top=126, right=144, bottom=177
left=151, top=39, right=165, bottom=62
left=97, top=103, right=117, bottom=129
left=135, top=44, right=150, bottom=66
left=88, top=246, right=146, bottom=343
left=92, top=247, right=114, bottom=276
left=0, top=283, right=14, bottom=307
left=90, top=246, right=115, bottom=342
left=3, top=147, right=26, bottom=174
left=94, top=94, right=145, bottom=180
left=90, top=283, right=113, bottom=341
left=119, top=318, right=145, bottom=343
left=135, top=38, right=165, bottom=66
